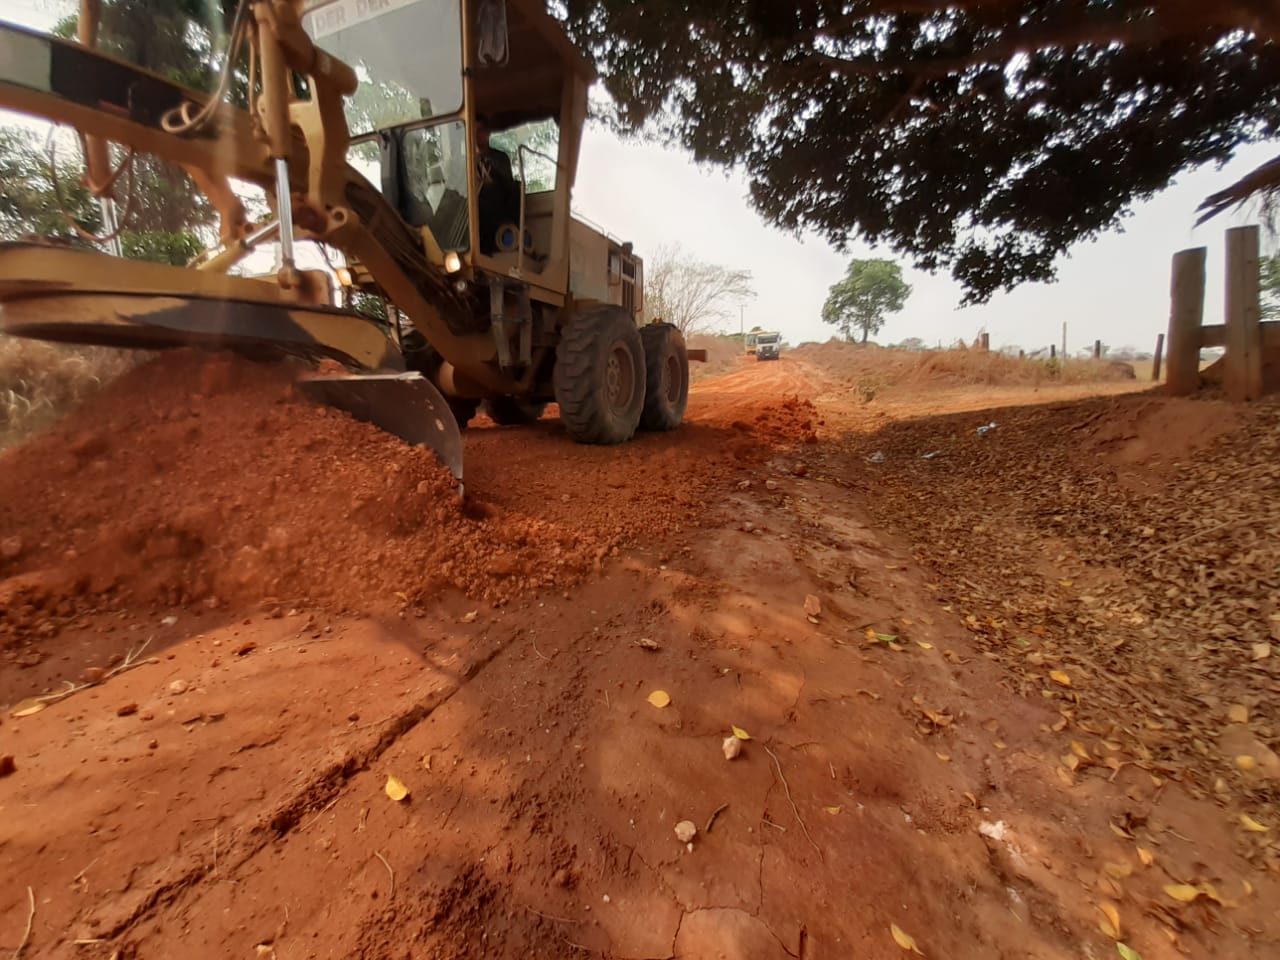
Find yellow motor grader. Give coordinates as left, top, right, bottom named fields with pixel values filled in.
left=0, top=0, right=693, bottom=482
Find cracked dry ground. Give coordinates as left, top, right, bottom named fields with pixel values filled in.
left=2, top=352, right=1278, bottom=959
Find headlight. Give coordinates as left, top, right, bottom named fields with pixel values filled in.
left=444, top=251, right=462, bottom=274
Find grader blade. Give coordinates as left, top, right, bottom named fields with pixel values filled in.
left=297, top=373, right=464, bottom=490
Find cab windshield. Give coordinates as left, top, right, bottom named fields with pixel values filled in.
left=302, top=0, right=464, bottom=136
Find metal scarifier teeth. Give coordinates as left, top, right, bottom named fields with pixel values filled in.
left=297, top=372, right=464, bottom=491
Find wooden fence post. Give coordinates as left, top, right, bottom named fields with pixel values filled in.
left=1224, top=226, right=1264, bottom=401
left=980, top=333, right=990, bottom=352
left=1167, top=247, right=1206, bottom=395
left=1050, top=344, right=1056, bottom=360
left=1152, top=332, right=1165, bottom=381
left=1093, top=339, right=1102, bottom=359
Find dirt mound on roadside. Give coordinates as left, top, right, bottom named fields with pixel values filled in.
left=0, top=352, right=597, bottom=638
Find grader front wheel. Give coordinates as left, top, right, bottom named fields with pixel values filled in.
left=553, top=305, right=646, bottom=444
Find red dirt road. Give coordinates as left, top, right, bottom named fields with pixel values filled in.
left=1, top=351, right=1276, bottom=959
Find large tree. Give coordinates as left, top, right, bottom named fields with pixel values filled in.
left=822, top=258, right=911, bottom=343
left=562, top=1, right=1280, bottom=303
left=643, top=243, right=756, bottom=335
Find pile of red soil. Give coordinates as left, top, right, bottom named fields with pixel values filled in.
left=0, top=352, right=596, bottom=639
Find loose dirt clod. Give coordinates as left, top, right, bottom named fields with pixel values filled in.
left=674, top=820, right=697, bottom=843
left=803, top=594, right=822, bottom=617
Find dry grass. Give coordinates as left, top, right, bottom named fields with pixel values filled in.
left=791, top=339, right=1137, bottom=395
left=0, top=336, right=140, bottom=445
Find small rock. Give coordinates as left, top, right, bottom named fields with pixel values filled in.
left=791, top=462, right=809, bottom=477
left=116, top=702, right=138, bottom=717
left=160, top=615, right=179, bottom=627
left=83, top=666, right=106, bottom=684
left=803, top=594, right=822, bottom=617
left=722, top=736, right=742, bottom=760
left=601, top=894, right=611, bottom=904
left=168, top=679, right=189, bottom=695
left=147, top=739, right=158, bottom=750
left=0, top=536, right=22, bottom=560
left=236, top=641, right=257, bottom=656
left=742, top=522, right=755, bottom=533
left=348, top=712, right=360, bottom=722
left=764, top=479, right=778, bottom=491
left=674, top=820, right=697, bottom=843
left=635, top=637, right=661, bottom=651
left=0, top=755, right=15, bottom=778
left=553, top=868, right=572, bottom=888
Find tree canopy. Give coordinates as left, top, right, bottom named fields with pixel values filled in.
left=644, top=243, right=756, bottom=335
left=562, top=1, right=1280, bottom=303
left=822, top=258, right=911, bottom=342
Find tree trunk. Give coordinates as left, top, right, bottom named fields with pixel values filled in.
left=861, top=327, right=868, bottom=344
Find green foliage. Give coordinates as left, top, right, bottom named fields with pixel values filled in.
left=562, top=1, right=1280, bottom=302
left=0, top=128, right=100, bottom=242
left=121, top=230, right=204, bottom=266
left=1261, top=253, right=1280, bottom=320
left=822, top=259, right=911, bottom=343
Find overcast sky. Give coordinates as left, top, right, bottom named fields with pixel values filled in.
left=4, top=0, right=1268, bottom=354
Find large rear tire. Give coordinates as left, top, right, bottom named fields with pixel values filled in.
left=638, top=323, right=689, bottom=431
left=483, top=396, right=547, bottom=425
left=553, top=305, right=646, bottom=444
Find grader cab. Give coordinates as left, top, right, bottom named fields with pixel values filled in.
left=0, top=0, right=690, bottom=482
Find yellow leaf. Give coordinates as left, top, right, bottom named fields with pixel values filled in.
left=1071, top=741, right=1090, bottom=759
left=461, top=610, right=478, bottom=623
left=887, top=641, right=905, bottom=652
left=1227, top=704, right=1249, bottom=724
left=915, top=640, right=934, bottom=650
left=647, top=690, right=671, bottom=708
left=1240, top=814, right=1270, bottom=833
left=1163, top=884, right=1200, bottom=903
left=1137, top=847, right=1154, bottom=867
left=1252, top=642, right=1271, bottom=661
left=1103, top=862, right=1133, bottom=879
left=1050, top=670, right=1072, bottom=687
left=824, top=805, right=842, bottom=815
left=1098, top=902, right=1122, bottom=939
left=993, top=741, right=1007, bottom=750
left=1109, top=821, right=1133, bottom=839
left=1117, top=944, right=1143, bottom=960
left=384, top=775, right=410, bottom=802
left=935, top=752, right=951, bottom=762
left=10, top=698, right=47, bottom=718
left=890, top=924, right=923, bottom=955
left=1236, top=755, right=1257, bottom=771
left=731, top=725, right=751, bottom=740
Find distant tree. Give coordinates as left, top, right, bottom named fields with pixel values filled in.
left=895, top=336, right=926, bottom=352
left=1260, top=253, right=1280, bottom=320
left=563, top=1, right=1280, bottom=303
left=822, top=259, right=911, bottom=344
left=644, top=243, right=755, bottom=336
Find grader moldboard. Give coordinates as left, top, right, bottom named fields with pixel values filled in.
left=0, top=0, right=694, bottom=485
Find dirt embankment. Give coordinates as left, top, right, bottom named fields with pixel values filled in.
left=0, top=350, right=819, bottom=658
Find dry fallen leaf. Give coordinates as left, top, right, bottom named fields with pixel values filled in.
left=1163, top=884, right=1201, bottom=903
left=935, top=752, right=951, bottom=763
left=1098, top=902, right=1122, bottom=939
left=1116, top=944, right=1143, bottom=960
left=1252, top=642, right=1271, bottom=661
left=1227, top=704, right=1249, bottom=724
left=824, top=805, right=842, bottom=815
left=1240, top=813, right=1270, bottom=833
left=1236, top=755, right=1257, bottom=771
left=1103, top=862, right=1133, bottom=879
left=1137, top=847, right=1154, bottom=867
left=890, top=923, right=923, bottom=955
left=9, top=698, right=47, bottom=718
left=1050, top=670, right=1072, bottom=687
left=384, top=775, right=409, bottom=802
left=731, top=725, right=752, bottom=740
left=1071, top=741, right=1090, bottom=760
left=461, top=610, right=478, bottom=623
left=915, top=640, right=934, bottom=650
left=647, top=690, right=671, bottom=709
